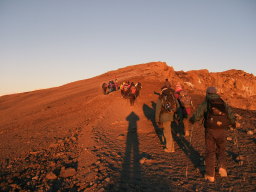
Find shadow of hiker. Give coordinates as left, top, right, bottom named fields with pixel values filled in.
left=172, top=121, right=205, bottom=176
left=118, top=111, right=141, bottom=191
left=105, top=112, right=182, bottom=191
left=143, top=102, right=163, bottom=145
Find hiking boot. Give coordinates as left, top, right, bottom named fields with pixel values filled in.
left=219, top=168, right=227, bottom=177
left=204, top=175, right=215, bottom=182
left=164, top=148, right=175, bottom=153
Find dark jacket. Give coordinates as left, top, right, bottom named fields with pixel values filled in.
left=190, top=93, right=235, bottom=128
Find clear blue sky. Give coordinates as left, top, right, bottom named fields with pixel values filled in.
left=1, top=0, right=256, bottom=96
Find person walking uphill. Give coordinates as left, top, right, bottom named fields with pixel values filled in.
left=189, top=87, right=236, bottom=182
left=174, top=82, right=194, bottom=137
left=155, top=88, right=179, bottom=153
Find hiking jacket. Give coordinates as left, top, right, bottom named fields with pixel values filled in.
left=190, top=93, right=235, bottom=127
left=155, top=98, right=179, bottom=123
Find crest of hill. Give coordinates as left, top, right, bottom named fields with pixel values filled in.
left=99, top=62, right=256, bottom=110
left=98, top=61, right=175, bottom=82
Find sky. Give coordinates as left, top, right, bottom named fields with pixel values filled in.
left=1, top=0, right=256, bottom=96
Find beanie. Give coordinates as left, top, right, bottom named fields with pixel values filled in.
left=206, top=87, right=217, bottom=94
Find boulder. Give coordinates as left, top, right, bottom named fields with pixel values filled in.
left=60, top=167, right=77, bottom=178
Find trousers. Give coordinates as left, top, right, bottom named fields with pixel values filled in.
left=205, top=128, right=227, bottom=177
left=162, top=121, right=175, bottom=151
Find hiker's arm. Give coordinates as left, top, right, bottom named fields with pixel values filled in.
left=190, top=100, right=207, bottom=123
left=225, top=103, right=236, bottom=126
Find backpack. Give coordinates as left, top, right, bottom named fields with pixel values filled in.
left=206, top=98, right=230, bottom=129
left=130, top=86, right=136, bottom=94
left=161, top=89, right=177, bottom=113
left=178, top=90, right=192, bottom=108
left=123, top=84, right=129, bottom=92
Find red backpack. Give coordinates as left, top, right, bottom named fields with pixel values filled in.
left=130, top=86, right=136, bottom=94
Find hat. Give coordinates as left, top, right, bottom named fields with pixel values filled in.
left=206, top=87, right=217, bottom=94
left=161, top=87, right=171, bottom=95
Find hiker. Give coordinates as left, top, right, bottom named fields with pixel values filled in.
left=155, top=87, right=179, bottom=152
left=109, top=80, right=116, bottom=92
left=114, top=79, right=119, bottom=90
left=174, top=82, right=194, bottom=137
left=129, top=82, right=137, bottom=106
left=161, top=78, right=172, bottom=90
left=102, top=82, right=108, bottom=95
left=189, top=87, right=236, bottom=182
left=121, top=81, right=130, bottom=98
left=120, top=81, right=125, bottom=91
left=135, top=82, right=142, bottom=97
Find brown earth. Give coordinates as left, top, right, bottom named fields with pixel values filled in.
left=0, top=62, right=255, bottom=191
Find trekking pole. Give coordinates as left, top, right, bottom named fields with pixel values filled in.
left=185, top=124, right=194, bottom=178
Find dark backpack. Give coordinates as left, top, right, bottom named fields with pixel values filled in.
left=178, top=90, right=192, bottom=108
left=161, top=89, right=177, bottom=113
left=206, top=98, right=230, bottom=129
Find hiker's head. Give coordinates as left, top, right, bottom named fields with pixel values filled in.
left=206, top=87, right=217, bottom=94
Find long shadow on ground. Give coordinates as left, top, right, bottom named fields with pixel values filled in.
left=143, top=101, right=204, bottom=176
left=172, top=121, right=205, bottom=176
left=105, top=111, right=178, bottom=192
left=143, top=102, right=164, bottom=145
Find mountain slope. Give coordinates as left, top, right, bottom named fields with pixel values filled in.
left=0, top=62, right=255, bottom=191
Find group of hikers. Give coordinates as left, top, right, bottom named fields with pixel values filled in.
left=102, top=79, right=119, bottom=95
left=120, top=81, right=142, bottom=105
left=101, top=79, right=142, bottom=106
left=155, top=78, right=236, bottom=182
left=102, top=77, right=237, bottom=182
